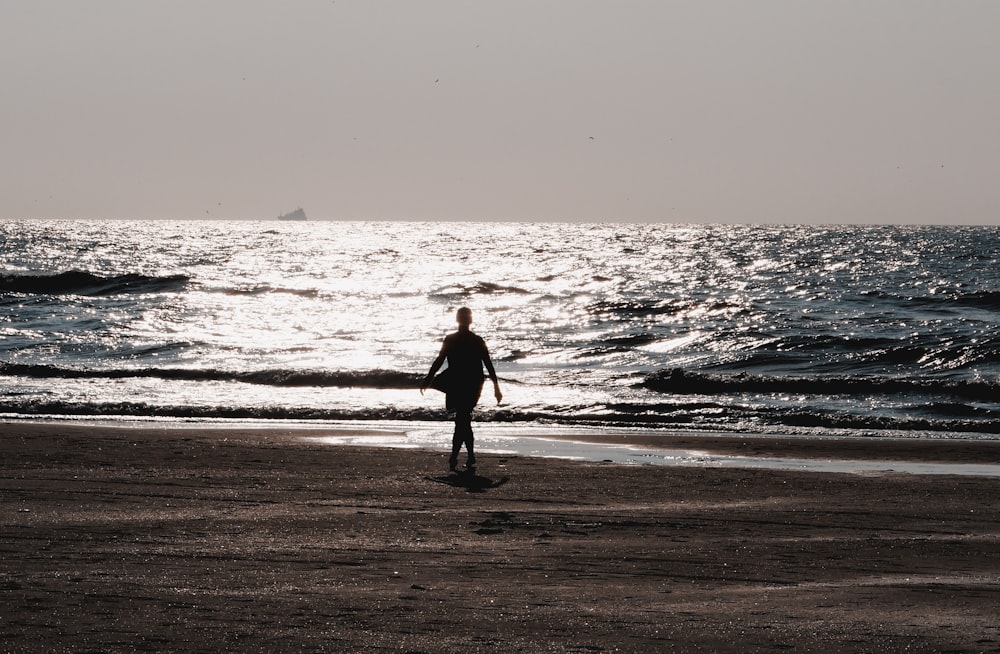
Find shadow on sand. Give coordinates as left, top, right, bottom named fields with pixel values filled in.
left=426, top=469, right=510, bottom=493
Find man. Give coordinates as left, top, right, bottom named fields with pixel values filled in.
left=421, top=307, right=502, bottom=471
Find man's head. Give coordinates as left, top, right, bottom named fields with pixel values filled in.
left=456, top=306, right=473, bottom=327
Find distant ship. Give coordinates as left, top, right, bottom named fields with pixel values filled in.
left=277, top=207, right=307, bottom=221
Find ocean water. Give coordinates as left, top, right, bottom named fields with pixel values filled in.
left=2, top=220, right=999, bottom=439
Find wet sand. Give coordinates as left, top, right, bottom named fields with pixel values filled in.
left=3, top=421, right=1000, bottom=653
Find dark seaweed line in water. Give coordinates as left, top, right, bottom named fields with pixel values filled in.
left=4, top=400, right=1000, bottom=436
left=0, top=363, right=423, bottom=389
left=5, top=362, right=998, bottom=403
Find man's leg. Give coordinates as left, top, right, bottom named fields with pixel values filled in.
left=453, top=407, right=474, bottom=468
left=464, top=420, right=476, bottom=467
left=449, top=426, right=461, bottom=471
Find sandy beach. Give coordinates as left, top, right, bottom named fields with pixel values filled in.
left=3, top=421, right=1000, bottom=653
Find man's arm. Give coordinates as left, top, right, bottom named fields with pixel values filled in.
left=420, top=341, right=448, bottom=394
left=481, top=342, right=503, bottom=404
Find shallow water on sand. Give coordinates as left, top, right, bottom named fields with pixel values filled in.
left=304, top=422, right=1000, bottom=478
left=21, top=416, right=1000, bottom=477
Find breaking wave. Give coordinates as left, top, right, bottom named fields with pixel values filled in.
left=0, top=271, right=189, bottom=296
left=642, top=368, right=1000, bottom=402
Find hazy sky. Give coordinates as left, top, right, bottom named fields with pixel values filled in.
left=3, top=1, right=999, bottom=223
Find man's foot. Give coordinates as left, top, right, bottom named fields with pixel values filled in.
left=465, top=457, right=476, bottom=468
left=449, top=458, right=459, bottom=472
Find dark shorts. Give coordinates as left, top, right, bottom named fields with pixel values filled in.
left=445, top=380, right=484, bottom=412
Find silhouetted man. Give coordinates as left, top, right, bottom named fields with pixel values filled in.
left=421, top=307, right=502, bottom=471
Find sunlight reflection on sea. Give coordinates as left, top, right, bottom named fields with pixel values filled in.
left=2, top=220, right=1000, bottom=438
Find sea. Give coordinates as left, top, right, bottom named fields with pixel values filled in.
left=2, top=220, right=1000, bottom=441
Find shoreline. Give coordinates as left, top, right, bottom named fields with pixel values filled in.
left=3, top=421, right=1000, bottom=652
left=10, top=415, right=1000, bottom=465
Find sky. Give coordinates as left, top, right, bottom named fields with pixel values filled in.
left=2, top=1, right=999, bottom=224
